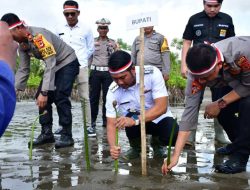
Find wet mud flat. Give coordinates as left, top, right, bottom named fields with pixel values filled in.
left=0, top=101, right=250, bottom=190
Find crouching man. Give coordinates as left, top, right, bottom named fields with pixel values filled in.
left=162, top=36, right=250, bottom=174
left=106, top=50, right=178, bottom=160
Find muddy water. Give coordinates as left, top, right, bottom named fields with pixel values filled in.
left=0, top=101, right=250, bottom=190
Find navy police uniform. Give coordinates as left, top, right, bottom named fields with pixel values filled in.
left=183, top=11, right=235, bottom=45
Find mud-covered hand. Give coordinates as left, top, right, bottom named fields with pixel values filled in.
left=36, top=94, right=48, bottom=109
left=204, top=101, right=221, bottom=119
left=110, top=145, right=121, bottom=160
left=161, top=154, right=179, bottom=175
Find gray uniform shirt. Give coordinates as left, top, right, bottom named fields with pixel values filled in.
left=131, top=31, right=171, bottom=75
left=90, top=37, right=117, bottom=67
left=180, top=36, right=250, bottom=131
left=16, top=26, right=77, bottom=91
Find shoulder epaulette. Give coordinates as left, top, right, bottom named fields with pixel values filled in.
left=144, top=66, right=154, bottom=74
left=109, top=82, right=119, bottom=92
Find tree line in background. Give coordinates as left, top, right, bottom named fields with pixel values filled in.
left=17, top=38, right=186, bottom=105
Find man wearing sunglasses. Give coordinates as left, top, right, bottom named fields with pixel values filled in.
left=55, top=0, right=94, bottom=135
left=181, top=0, right=235, bottom=145
left=162, top=36, right=250, bottom=174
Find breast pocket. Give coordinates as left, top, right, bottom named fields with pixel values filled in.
left=148, top=40, right=160, bottom=51
left=193, top=26, right=207, bottom=40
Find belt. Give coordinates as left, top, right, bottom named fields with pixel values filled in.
left=90, top=65, right=109, bottom=71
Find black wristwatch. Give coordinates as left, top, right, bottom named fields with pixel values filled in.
left=40, top=91, right=48, bottom=96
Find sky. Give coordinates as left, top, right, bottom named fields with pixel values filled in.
left=1, top=0, right=250, bottom=46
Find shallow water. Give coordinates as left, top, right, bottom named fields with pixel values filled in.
left=0, top=101, right=250, bottom=190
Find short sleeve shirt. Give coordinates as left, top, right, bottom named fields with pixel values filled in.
left=106, top=65, right=173, bottom=123
left=183, top=11, right=235, bottom=44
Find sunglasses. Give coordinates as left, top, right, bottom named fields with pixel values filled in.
left=64, top=12, right=76, bottom=17
left=98, top=27, right=108, bottom=30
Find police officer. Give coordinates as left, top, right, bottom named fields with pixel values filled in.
left=181, top=0, right=235, bottom=145
left=131, top=26, right=171, bottom=81
left=88, top=18, right=118, bottom=137
left=1, top=13, right=79, bottom=149
left=162, top=36, right=250, bottom=174
left=106, top=50, right=178, bottom=160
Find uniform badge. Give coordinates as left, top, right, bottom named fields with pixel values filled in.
left=144, top=66, right=154, bottom=74
left=109, top=82, right=119, bottom=92
left=236, top=56, right=250, bottom=71
left=33, top=34, right=56, bottom=59
left=219, top=29, right=227, bottom=37
left=161, top=38, right=170, bottom=52
left=191, top=79, right=204, bottom=94
left=195, top=30, right=201, bottom=37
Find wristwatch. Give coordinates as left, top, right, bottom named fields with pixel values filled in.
left=40, top=91, right=48, bottom=96
left=131, top=114, right=140, bottom=126
left=218, top=98, right=227, bottom=109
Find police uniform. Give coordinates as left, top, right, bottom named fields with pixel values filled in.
left=16, top=26, right=79, bottom=139
left=131, top=31, right=171, bottom=76
left=180, top=36, right=250, bottom=164
left=183, top=11, right=235, bottom=44
left=106, top=65, right=178, bottom=145
left=89, top=36, right=117, bottom=126
left=89, top=18, right=118, bottom=127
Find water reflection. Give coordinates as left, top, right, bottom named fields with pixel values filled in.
left=0, top=102, right=249, bottom=189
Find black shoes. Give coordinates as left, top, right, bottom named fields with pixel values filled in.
left=55, top=134, right=74, bottom=149
left=54, top=127, right=63, bottom=135
left=216, top=145, right=233, bottom=155
left=28, top=133, right=55, bottom=148
left=215, top=156, right=247, bottom=174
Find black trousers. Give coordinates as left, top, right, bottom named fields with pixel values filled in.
left=218, top=96, right=250, bottom=158
left=89, top=70, right=113, bottom=124
left=37, top=59, right=79, bottom=128
left=125, top=117, right=179, bottom=146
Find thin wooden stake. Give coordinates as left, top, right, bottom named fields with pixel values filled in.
left=139, top=27, right=147, bottom=176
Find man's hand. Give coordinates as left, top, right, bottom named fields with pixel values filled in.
left=161, top=153, right=179, bottom=175
left=115, top=116, right=135, bottom=129
left=110, top=145, right=121, bottom=160
left=181, top=64, right=188, bottom=79
left=36, top=94, right=48, bottom=108
left=163, top=74, right=169, bottom=81
left=0, top=21, right=18, bottom=70
left=204, top=101, right=221, bottom=119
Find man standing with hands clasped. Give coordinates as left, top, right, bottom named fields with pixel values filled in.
left=88, top=18, right=118, bottom=137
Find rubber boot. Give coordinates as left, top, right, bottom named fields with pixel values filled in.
left=151, top=136, right=167, bottom=158
left=28, top=125, right=55, bottom=148
left=214, top=118, right=230, bottom=144
left=55, top=126, right=74, bottom=149
left=185, top=130, right=196, bottom=146
left=123, top=138, right=141, bottom=160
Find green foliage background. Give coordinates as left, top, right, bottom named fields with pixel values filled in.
left=19, top=38, right=185, bottom=90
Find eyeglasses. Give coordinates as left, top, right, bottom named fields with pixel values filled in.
left=64, top=12, right=76, bottom=17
